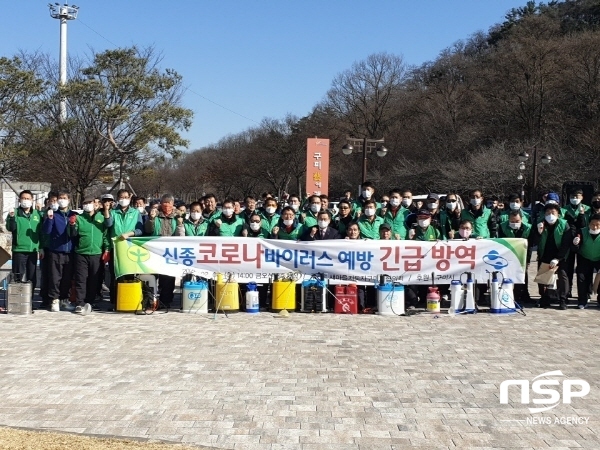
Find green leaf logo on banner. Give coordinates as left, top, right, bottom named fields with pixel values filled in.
left=127, top=245, right=150, bottom=263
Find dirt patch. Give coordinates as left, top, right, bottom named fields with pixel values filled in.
left=0, top=427, right=213, bottom=450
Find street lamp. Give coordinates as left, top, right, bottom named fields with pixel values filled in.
left=517, top=150, right=552, bottom=206
left=342, top=137, right=387, bottom=184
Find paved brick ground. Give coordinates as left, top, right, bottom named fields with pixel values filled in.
left=0, top=260, right=598, bottom=449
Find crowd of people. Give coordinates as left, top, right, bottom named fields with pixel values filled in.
left=4, top=180, right=600, bottom=313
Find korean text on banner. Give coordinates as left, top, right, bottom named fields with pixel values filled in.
left=114, top=237, right=527, bottom=285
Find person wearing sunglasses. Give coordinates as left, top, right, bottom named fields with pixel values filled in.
left=242, top=213, right=268, bottom=238
left=440, top=193, right=462, bottom=239
left=333, top=200, right=355, bottom=237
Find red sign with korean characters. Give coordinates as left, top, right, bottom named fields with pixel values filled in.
left=305, top=138, right=330, bottom=196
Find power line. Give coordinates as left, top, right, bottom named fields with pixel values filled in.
left=78, top=19, right=260, bottom=126
left=184, top=87, right=260, bottom=125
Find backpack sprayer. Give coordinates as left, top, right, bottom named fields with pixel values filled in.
left=489, top=271, right=525, bottom=315
left=375, top=274, right=406, bottom=316
left=449, top=272, right=477, bottom=314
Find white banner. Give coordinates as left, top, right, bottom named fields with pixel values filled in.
left=115, top=237, right=527, bottom=285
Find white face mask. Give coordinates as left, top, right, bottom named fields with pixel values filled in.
left=589, top=228, right=600, bottom=235
left=446, top=202, right=456, bottom=211
left=290, top=203, right=299, bottom=212
left=190, top=212, right=202, bottom=221
left=470, top=198, right=481, bottom=206
left=58, top=199, right=69, bottom=209
left=310, top=203, right=320, bottom=213
left=265, top=206, right=276, bottom=215
left=459, top=229, right=472, bottom=239
left=545, top=214, right=558, bottom=224
left=318, top=220, right=329, bottom=229
left=401, top=198, right=412, bottom=207
left=362, top=190, right=372, bottom=199
left=570, top=198, right=581, bottom=206
left=427, top=202, right=437, bottom=210
left=283, top=219, right=294, bottom=227
left=364, top=208, right=375, bottom=217
left=381, top=201, right=388, bottom=208
left=137, top=206, right=146, bottom=214
left=418, top=219, right=430, bottom=228
left=389, top=198, right=401, bottom=207
left=83, top=203, right=94, bottom=213
left=20, top=199, right=33, bottom=209
left=50, top=203, right=59, bottom=211
left=509, top=202, right=520, bottom=210
left=509, top=222, right=521, bottom=230
left=250, top=222, right=261, bottom=231
left=222, top=208, right=234, bottom=217
left=118, top=198, right=130, bottom=208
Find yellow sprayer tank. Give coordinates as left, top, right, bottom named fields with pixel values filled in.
left=116, top=280, right=143, bottom=312
left=271, top=280, right=296, bottom=312
left=215, top=273, right=239, bottom=313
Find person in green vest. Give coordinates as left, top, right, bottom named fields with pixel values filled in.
left=302, top=195, right=321, bottom=228
left=69, top=196, right=110, bottom=314
left=177, top=201, right=208, bottom=236
left=202, top=193, right=221, bottom=223
left=381, top=189, right=409, bottom=239
left=408, top=209, right=440, bottom=241
left=211, top=199, right=244, bottom=237
left=535, top=203, right=574, bottom=310
left=351, top=181, right=381, bottom=216
left=563, top=189, right=591, bottom=298
left=287, top=194, right=305, bottom=224
left=259, top=197, right=281, bottom=235
left=498, top=210, right=537, bottom=303
left=439, top=192, right=462, bottom=239
left=461, top=189, right=497, bottom=238
left=572, top=213, right=600, bottom=309
left=499, top=194, right=530, bottom=226
left=5, top=189, right=43, bottom=300
left=271, top=206, right=304, bottom=240
left=333, top=200, right=355, bottom=237
left=145, top=193, right=180, bottom=309
left=242, top=213, right=269, bottom=238
left=357, top=200, right=384, bottom=239
left=105, top=189, right=143, bottom=306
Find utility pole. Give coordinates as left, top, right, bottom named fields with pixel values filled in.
left=48, top=3, right=79, bottom=122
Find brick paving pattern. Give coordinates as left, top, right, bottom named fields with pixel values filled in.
left=0, top=259, right=598, bottom=449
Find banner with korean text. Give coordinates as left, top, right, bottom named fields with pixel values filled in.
left=114, top=237, right=527, bottom=285
left=305, top=138, right=329, bottom=196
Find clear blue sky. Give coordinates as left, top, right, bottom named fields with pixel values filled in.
left=1, top=0, right=528, bottom=151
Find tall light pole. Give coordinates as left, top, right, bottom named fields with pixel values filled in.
left=48, top=3, right=79, bottom=122
left=342, top=137, right=388, bottom=185
left=518, top=151, right=552, bottom=206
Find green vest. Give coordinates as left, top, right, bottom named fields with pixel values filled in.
left=500, top=221, right=531, bottom=239
left=74, top=211, right=108, bottom=255
left=578, top=228, right=600, bottom=261
left=217, top=216, right=245, bottom=237
left=108, top=207, right=142, bottom=248
left=7, top=208, right=42, bottom=252
left=357, top=216, right=384, bottom=240
left=383, top=207, right=409, bottom=239
left=414, top=225, right=440, bottom=241
left=183, top=219, right=208, bottom=236
left=461, top=207, right=492, bottom=238
left=277, top=224, right=304, bottom=240
left=439, top=210, right=460, bottom=240
left=302, top=210, right=318, bottom=228
left=260, top=213, right=280, bottom=234
left=563, top=204, right=590, bottom=221
left=538, top=218, right=568, bottom=259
